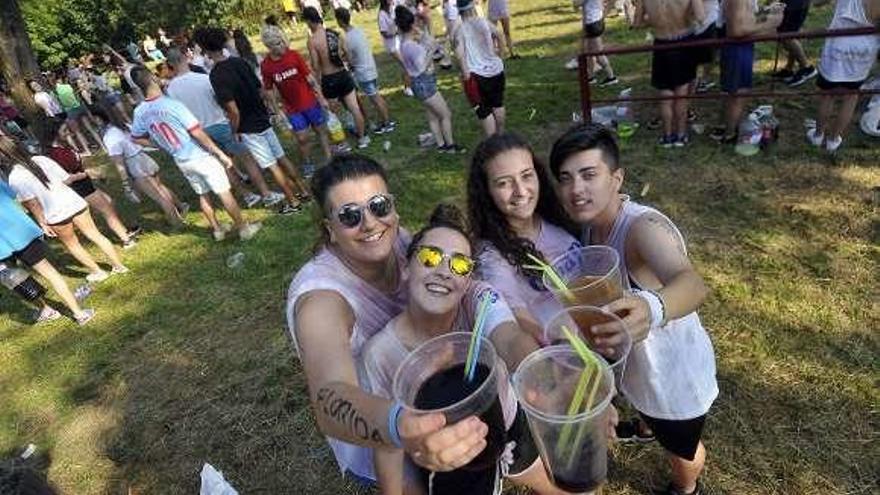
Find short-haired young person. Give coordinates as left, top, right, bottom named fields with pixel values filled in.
left=303, top=7, right=371, bottom=149
left=454, top=0, right=506, bottom=136
left=260, top=24, right=332, bottom=177
left=198, top=27, right=310, bottom=213
left=334, top=7, right=397, bottom=136
left=165, top=47, right=286, bottom=211
left=129, top=67, right=262, bottom=241
left=549, top=124, right=718, bottom=495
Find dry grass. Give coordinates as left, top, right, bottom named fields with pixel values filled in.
left=1, top=1, right=878, bottom=494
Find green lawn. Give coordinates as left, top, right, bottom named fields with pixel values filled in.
left=1, top=1, right=878, bottom=494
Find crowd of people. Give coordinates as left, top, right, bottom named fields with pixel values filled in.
left=0, top=0, right=876, bottom=493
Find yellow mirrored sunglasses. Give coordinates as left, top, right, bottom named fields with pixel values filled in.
left=415, top=245, right=475, bottom=277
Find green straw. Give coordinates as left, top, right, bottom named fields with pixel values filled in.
left=556, top=325, right=604, bottom=464
left=463, top=291, right=493, bottom=381
left=525, top=254, right=575, bottom=302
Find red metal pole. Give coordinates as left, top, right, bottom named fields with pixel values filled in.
left=579, top=52, right=592, bottom=123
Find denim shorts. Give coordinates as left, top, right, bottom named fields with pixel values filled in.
left=288, top=104, right=326, bottom=133
left=205, top=122, right=248, bottom=156
left=356, top=78, right=380, bottom=97
left=411, top=72, right=438, bottom=101
left=241, top=127, right=286, bottom=169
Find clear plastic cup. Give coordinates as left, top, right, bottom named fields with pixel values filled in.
left=543, top=246, right=623, bottom=308
left=513, top=345, right=615, bottom=494
left=544, top=305, right=632, bottom=382
left=392, top=332, right=506, bottom=471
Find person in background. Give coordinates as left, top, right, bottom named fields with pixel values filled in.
left=774, top=0, right=818, bottom=87
left=566, top=0, right=619, bottom=87
left=806, top=0, right=880, bottom=152
left=52, top=75, right=103, bottom=155
left=549, top=123, right=718, bottom=495
left=0, top=136, right=129, bottom=284
left=143, top=35, right=165, bottom=61
left=92, top=108, right=188, bottom=229
left=233, top=28, right=263, bottom=77
left=486, top=0, right=519, bottom=58
left=0, top=89, right=36, bottom=142
left=129, top=67, right=262, bottom=241
left=260, top=24, right=333, bottom=177
left=378, top=0, right=413, bottom=96
left=396, top=6, right=466, bottom=154
left=38, top=124, right=138, bottom=249
left=0, top=179, right=95, bottom=325
left=335, top=7, right=397, bottom=136
left=199, top=27, right=311, bottom=214
left=165, top=47, right=286, bottom=210
left=91, top=64, right=132, bottom=125
left=454, top=0, right=507, bottom=136
left=303, top=6, right=371, bottom=149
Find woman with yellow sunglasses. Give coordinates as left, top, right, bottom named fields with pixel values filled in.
left=362, top=203, right=572, bottom=495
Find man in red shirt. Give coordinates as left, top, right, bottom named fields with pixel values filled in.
left=260, top=25, right=331, bottom=177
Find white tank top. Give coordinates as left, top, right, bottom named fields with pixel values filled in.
left=819, top=0, right=879, bottom=82
left=584, top=197, right=719, bottom=420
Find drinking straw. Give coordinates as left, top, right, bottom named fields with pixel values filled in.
left=523, top=254, right=575, bottom=302
left=464, top=291, right=493, bottom=382
left=555, top=325, right=604, bottom=465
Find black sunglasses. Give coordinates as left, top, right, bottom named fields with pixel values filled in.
left=335, top=194, right=396, bottom=229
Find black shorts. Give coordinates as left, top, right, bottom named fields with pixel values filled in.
left=816, top=74, right=864, bottom=90
left=584, top=19, right=605, bottom=38
left=651, top=38, right=698, bottom=90
left=321, top=70, right=356, bottom=100
left=1, top=238, right=48, bottom=267
left=691, top=24, right=719, bottom=66
left=417, top=408, right=538, bottom=495
left=474, top=72, right=506, bottom=119
left=640, top=412, right=707, bottom=461
left=778, top=6, right=809, bottom=33
left=69, top=177, right=97, bottom=198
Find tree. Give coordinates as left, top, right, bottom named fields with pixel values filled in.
left=0, top=0, right=42, bottom=118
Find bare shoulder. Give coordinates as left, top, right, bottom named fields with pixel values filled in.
left=296, top=289, right=356, bottom=339
left=625, top=211, right=688, bottom=261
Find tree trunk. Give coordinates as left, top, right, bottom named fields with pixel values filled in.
left=0, top=0, right=43, bottom=120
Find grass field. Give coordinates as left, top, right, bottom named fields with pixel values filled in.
left=1, top=1, right=878, bottom=493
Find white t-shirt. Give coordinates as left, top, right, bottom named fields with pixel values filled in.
left=378, top=9, right=399, bottom=53
left=344, top=27, right=379, bottom=82
left=33, top=92, right=63, bottom=117
left=166, top=72, right=229, bottom=128
left=102, top=125, right=144, bottom=159
left=455, top=17, right=504, bottom=78
left=8, top=159, right=88, bottom=224
left=583, top=0, right=604, bottom=24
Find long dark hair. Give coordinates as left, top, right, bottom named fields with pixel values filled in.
left=467, top=132, right=576, bottom=276
left=394, top=5, right=415, bottom=33
left=311, top=153, right=389, bottom=251
left=0, top=136, right=50, bottom=187
left=407, top=203, right=473, bottom=260
left=233, top=29, right=259, bottom=69
left=379, top=0, right=392, bottom=13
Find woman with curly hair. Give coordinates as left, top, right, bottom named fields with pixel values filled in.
left=467, top=132, right=581, bottom=344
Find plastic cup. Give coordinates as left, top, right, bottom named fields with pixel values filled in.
left=544, top=306, right=632, bottom=382
left=392, top=332, right=506, bottom=471
left=543, top=246, right=623, bottom=308
left=513, top=346, right=615, bottom=494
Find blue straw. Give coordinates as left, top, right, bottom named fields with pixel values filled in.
left=465, top=290, right=493, bottom=382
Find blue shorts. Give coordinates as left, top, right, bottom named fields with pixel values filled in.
left=205, top=122, right=248, bottom=155
left=241, top=127, right=286, bottom=169
left=720, top=42, right=754, bottom=93
left=287, top=104, right=326, bottom=133
left=356, top=78, right=380, bottom=97
left=411, top=72, right=438, bottom=101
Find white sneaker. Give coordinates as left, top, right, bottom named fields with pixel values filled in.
left=806, top=128, right=824, bottom=147
left=565, top=57, right=579, bottom=70
left=122, top=238, right=137, bottom=250
left=213, top=223, right=232, bottom=242
left=35, top=306, right=62, bottom=324
left=262, top=191, right=285, bottom=207
left=111, top=265, right=130, bottom=275
left=825, top=135, right=843, bottom=152
left=239, top=222, right=262, bottom=241
left=357, top=135, right=371, bottom=149
left=86, top=271, right=109, bottom=283
left=244, top=193, right=262, bottom=208
left=403, top=87, right=414, bottom=97
left=75, top=308, right=96, bottom=326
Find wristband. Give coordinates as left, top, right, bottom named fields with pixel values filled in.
left=387, top=401, right=404, bottom=448
left=634, top=289, right=665, bottom=331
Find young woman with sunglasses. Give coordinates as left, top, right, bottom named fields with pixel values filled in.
left=362, top=203, right=574, bottom=495
left=467, top=132, right=582, bottom=344
left=286, top=154, right=531, bottom=490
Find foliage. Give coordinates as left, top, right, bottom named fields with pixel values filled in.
left=19, top=0, right=283, bottom=70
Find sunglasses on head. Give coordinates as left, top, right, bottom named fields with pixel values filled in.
left=415, top=245, right=476, bottom=277
left=335, top=193, right=396, bottom=229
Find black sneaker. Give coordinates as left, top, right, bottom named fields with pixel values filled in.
left=598, top=76, right=619, bottom=87
left=646, top=117, right=662, bottom=130
left=674, top=133, right=689, bottom=147
left=785, top=66, right=818, bottom=87
left=658, top=134, right=676, bottom=149
left=651, top=480, right=703, bottom=495
left=441, top=144, right=467, bottom=154
left=615, top=419, right=656, bottom=444
left=771, top=68, right=795, bottom=79
left=709, top=126, right=737, bottom=144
